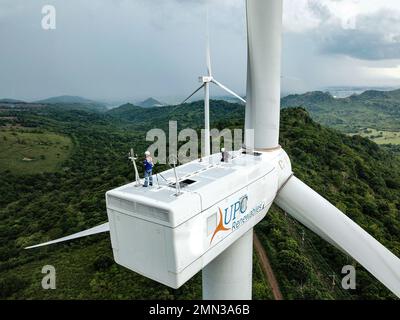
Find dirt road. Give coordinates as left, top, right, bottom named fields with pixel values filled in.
left=254, top=233, right=283, bottom=300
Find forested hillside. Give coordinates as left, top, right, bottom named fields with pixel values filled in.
left=281, top=89, right=400, bottom=132
left=0, top=101, right=399, bottom=300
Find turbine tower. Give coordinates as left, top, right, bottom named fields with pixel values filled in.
left=202, top=0, right=284, bottom=300
left=26, top=0, right=400, bottom=300
left=181, top=13, right=245, bottom=157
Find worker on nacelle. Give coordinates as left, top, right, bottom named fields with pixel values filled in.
left=220, top=148, right=231, bottom=163
left=143, top=151, right=154, bottom=187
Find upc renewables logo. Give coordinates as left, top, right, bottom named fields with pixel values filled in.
left=210, top=195, right=250, bottom=245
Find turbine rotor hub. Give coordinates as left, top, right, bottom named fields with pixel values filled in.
left=199, top=76, right=213, bottom=83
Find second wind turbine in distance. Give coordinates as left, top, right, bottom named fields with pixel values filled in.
left=181, top=28, right=246, bottom=157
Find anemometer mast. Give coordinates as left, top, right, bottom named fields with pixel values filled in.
left=129, top=149, right=141, bottom=187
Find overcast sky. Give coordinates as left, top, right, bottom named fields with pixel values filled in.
left=1, top=0, right=400, bottom=103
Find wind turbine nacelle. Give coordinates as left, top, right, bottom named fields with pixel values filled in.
left=105, top=149, right=291, bottom=289
left=199, top=76, right=213, bottom=83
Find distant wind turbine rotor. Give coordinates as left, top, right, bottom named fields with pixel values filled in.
left=181, top=10, right=245, bottom=156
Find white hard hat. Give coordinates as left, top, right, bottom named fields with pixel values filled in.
left=221, top=148, right=225, bottom=152
left=145, top=151, right=150, bottom=156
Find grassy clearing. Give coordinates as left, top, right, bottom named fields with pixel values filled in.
left=351, top=128, right=400, bottom=145
left=0, top=128, right=72, bottom=174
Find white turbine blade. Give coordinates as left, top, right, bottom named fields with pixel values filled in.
left=25, top=222, right=110, bottom=249
left=212, top=79, right=246, bottom=104
left=245, top=0, right=283, bottom=149
left=206, top=41, right=212, bottom=77
left=275, top=176, right=400, bottom=298
left=181, top=84, right=205, bottom=104
left=206, top=6, right=212, bottom=77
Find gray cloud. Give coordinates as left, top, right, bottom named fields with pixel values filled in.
left=310, top=4, right=400, bottom=60
left=0, top=0, right=400, bottom=102
left=0, top=0, right=246, bottom=102
left=307, top=0, right=332, bottom=21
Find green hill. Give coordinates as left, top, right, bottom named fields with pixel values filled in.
left=137, top=97, right=166, bottom=108
left=33, top=96, right=107, bottom=112
left=0, top=98, right=26, bottom=104
left=0, top=102, right=399, bottom=300
left=35, top=95, right=101, bottom=106
left=281, top=89, right=400, bottom=133
left=107, top=100, right=244, bottom=131
left=106, top=103, right=143, bottom=117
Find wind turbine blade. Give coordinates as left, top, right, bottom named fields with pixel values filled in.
left=206, top=44, right=212, bottom=77
left=212, top=79, right=246, bottom=103
left=25, top=222, right=110, bottom=249
left=206, top=6, right=212, bottom=77
left=245, top=0, right=282, bottom=149
left=275, top=176, right=400, bottom=298
left=181, top=84, right=205, bottom=104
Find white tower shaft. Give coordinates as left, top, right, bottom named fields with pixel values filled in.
left=202, top=0, right=283, bottom=300
left=204, top=82, right=211, bottom=157
left=245, top=0, right=283, bottom=150
left=202, top=229, right=253, bottom=300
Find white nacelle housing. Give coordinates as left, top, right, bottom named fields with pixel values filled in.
left=106, top=149, right=291, bottom=288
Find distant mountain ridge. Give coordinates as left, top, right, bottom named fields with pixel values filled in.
left=34, top=95, right=103, bottom=105
left=281, top=89, right=400, bottom=132
left=136, top=97, right=166, bottom=108
left=107, top=103, right=142, bottom=116
left=106, top=99, right=244, bottom=130
left=0, top=98, right=26, bottom=104
left=281, top=91, right=335, bottom=106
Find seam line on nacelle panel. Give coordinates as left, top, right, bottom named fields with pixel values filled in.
left=276, top=172, right=294, bottom=196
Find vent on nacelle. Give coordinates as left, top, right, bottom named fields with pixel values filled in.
left=108, top=196, right=170, bottom=222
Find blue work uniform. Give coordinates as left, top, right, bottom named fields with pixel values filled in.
left=143, top=157, right=153, bottom=187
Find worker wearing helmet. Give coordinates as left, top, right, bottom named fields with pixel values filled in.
left=143, top=151, right=154, bottom=187
left=221, top=147, right=230, bottom=163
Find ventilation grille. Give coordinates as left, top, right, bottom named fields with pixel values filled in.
left=108, top=196, right=170, bottom=222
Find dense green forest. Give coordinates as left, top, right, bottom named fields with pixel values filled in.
left=281, top=89, right=400, bottom=132
left=0, top=100, right=399, bottom=300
